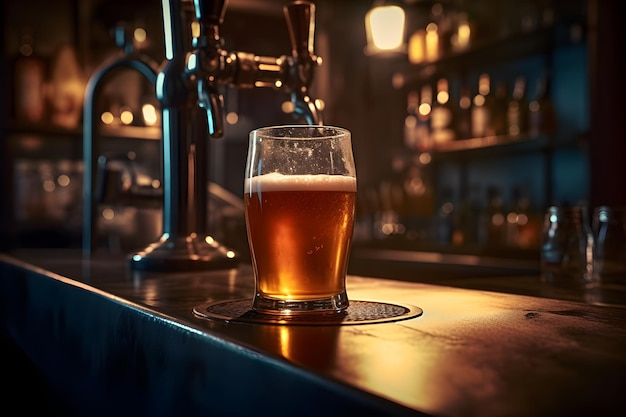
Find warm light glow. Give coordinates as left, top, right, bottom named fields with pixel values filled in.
left=134, top=28, right=147, bottom=43
left=120, top=109, right=134, bottom=125
left=425, top=23, right=439, bottom=61
left=142, top=103, right=158, bottom=126
left=281, top=101, right=295, bottom=114
left=492, top=213, right=505, bottom=226
left=460, top=96, right=471, bottom=109
left=473, top=95, right=486, bottom=107
left=102, top=207, right=115, bottom=220
left=258, top=63, right=281, bottom=72
left=418, top=152, right=432, bottom=165
left=57, top=174, right=70, bottom=187
left=507, top=212, right=518, bottom=223
left=101, top=111, right=114, bottom=125
left=457, top=23, right=471, bottom=48
left=226, top=111, right=239, bottom=125
left=452, top=12, right=471, bottom=51
left=366, top=5, right=405, bottom=51
left=43, top=179, right=55, bottom=192
left=437, top=79, right=449, bottom=104
left=418, top=103, right=431, bottom=116
left=191, top=21, right=200, bottom=39
left=408, top=30, right=425, bottom=64
left=478, top=74, right=490, bottom=95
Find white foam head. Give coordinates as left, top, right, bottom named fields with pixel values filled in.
left=245, top=172, right=357, bottom=194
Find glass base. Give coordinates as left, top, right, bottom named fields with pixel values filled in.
left=252, top=290, right=349, bottom=315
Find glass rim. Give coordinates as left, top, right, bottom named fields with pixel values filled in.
left=250, top=124, right=350, bottom=140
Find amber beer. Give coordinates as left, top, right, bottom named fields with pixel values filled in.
left=245, top=173, right=356, bottom=305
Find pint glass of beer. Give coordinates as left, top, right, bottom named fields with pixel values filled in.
left=244, top=125, right=357, bottom=314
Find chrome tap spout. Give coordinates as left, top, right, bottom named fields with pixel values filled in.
left=188, top=0, right=323, bottom=137
left=86, top=0, right=323, bottom=271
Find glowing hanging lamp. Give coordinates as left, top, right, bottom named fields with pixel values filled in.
left=365, top=2, right=406, bottom=55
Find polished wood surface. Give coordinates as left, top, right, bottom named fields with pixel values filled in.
left=1, top=250, right=625, bottom=416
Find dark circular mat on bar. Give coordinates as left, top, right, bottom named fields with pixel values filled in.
left=193, top=299, right=423, bottom=325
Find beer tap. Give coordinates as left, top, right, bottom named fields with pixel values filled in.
left=188, top=0, right=323, bottom=135
left=125, top=0, right=323, bottom=271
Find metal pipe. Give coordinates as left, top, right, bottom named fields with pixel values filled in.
left=84, top=0, right=323, bottom=272
left=82, top=56, right=158, bottom=257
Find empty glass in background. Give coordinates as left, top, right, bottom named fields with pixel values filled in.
left=540, top=205, right=593, bottom=287
left=592, top=206, right=626, bottom=286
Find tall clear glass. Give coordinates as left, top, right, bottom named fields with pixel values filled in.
left=592, top=206, right=626, bottom=286
left=244, top=126, right=357, bottom=315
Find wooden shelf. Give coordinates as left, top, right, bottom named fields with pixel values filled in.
left=6, top=122, right=161, bottom=141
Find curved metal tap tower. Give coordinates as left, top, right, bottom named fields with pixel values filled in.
left=83, top=0, right=323, bottom=272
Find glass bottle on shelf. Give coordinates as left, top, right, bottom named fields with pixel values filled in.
left=431, top=78, right=456, bottom=145
left=431, top=2, right=455, bottom=57
left=491, top=80, right=508, bottom=136
left=435, top=187, right=455, bottom=244
left=507, top=76, right=529, bottom=137
left=457, top=184, right=481, bottom=246
left=506, top=186, right=530, bottom=247
left=13, top=28, right=46, bottom=123
left=455, top=84, right=472, bottom=140
left=408, top=29, right=426, bottom=64
left=529, top=72, right=555, bottom=137
left=403, top=91, right=420, bottom=150
left=47, top=45, right=85, bottom=129
left=450, top=12, right=471, bottom=52
left=471, top=73, right=493, bottom=138
left=485, top=186, right=506, bottom=247
left=415, top=84, right=433, bottom=151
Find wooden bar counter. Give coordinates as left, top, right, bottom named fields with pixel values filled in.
left=1, top=250, right=625, bottom=416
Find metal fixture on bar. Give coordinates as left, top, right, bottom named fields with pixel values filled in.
left=83, top=0, right=323, bottom=272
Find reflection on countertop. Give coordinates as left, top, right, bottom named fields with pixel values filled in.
left=1, top=249, right=626, bottom=417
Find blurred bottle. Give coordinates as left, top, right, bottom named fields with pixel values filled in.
left=528, top=72, right=555, bottom=136
left=424, top=9, right=441, bottom=62
left=455, top=84, right=472, bottom=140
left=507, top=76, right=529, bottom=137
left=408, top=29, right=426, bottom=64
left=13, top=28, right=46, bottom=123
left=436, top=187, right=455, bottom=244
left=592, top=206, right=626, bottom=285
left=485, top=186, right=506, bottom=247
left=46, top=45, right=85, bottom=129
left=471, top=73, right=494, bottom=138
left=456, top=185, right=481, bottom=246
left=450, top=12, right=472, bottom=52
left=541, top=206, right=593, bottom=286
left=506, top=186, right=530, bottom=247
left=430, top=2, right=455, bottom=57
left=491, top=80, right=508, bottom=136
left=431, top=78, right=456, bottom=144
left=416, top=84, right=433, bottom=151
left=403, top=91, right=420, bottom=150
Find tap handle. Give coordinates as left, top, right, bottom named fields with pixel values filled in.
left=284, top=1, right=316, bottom=59
left=193, top=0, right=227, bottom=26
left=198, top=78, right=225, bottom=137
